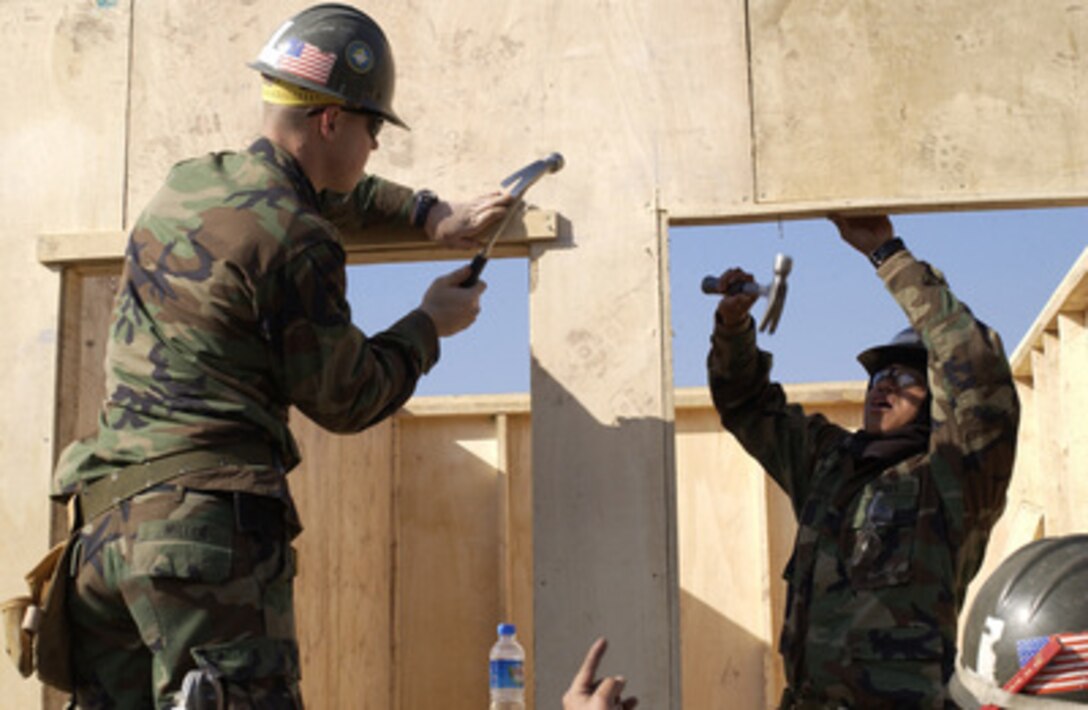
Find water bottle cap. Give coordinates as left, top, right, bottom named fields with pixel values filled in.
left=497, top=622, right=516, bottom=636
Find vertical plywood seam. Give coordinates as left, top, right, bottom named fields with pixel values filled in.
left=121, top=0, right=137, bottom=228
left=758, top=476, right=776, bottom=709
left=656, top=203, right=682, bottom=708
left=742, top=0, right=760, bottom=206
left=390, top=415, right=402, bottom=710
left=496, top=414, right=512, bottom=622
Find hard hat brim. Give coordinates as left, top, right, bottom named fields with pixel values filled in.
left=857, top=344, right=928, bottom=377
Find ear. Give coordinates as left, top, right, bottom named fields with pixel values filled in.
left=316, top=106, right=341, bottom=140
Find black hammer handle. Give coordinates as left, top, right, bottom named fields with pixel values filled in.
left=701, top=277, right=759, bottom=296
left=461, top=254, right=488, bottom=288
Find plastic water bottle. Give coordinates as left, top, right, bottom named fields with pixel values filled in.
left=489, top=622, right=525, bottom=710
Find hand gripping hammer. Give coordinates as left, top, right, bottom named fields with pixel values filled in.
left=460, top=152, right=565, bottom=287
left=701, top=253, right=793, bottom=334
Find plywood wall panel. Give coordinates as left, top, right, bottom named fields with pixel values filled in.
left=290, top=415, right=396, bottom=709
left=503, top=413, right=536, bottom=706
left=749, top=1, right=1088, bottom=207
left=126, top=1, right=287, bottom=215
left=530, top=214, right=678, bottom=708
left=395, top=415, right=502, bottom=710
left=0, top=2, right=128, bottom=705
left=676, top=408, right=774, bottom=709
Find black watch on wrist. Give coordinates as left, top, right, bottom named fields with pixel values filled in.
left=411, top=189, right=439, bottom=229
left=869, top=237, right=905, bottom=268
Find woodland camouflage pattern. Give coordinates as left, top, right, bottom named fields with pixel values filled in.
left=54, top=138, right=435, bottom=496
left=708, top=249, right=1020, bottom=708
left=55, top=138, right=435, bottom=706
left=70, top=489, right=298, bottom=708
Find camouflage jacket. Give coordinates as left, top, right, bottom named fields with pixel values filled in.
left=707, top=249, right=1020, bottom=708
left=54, top=138, right=437, bottom=497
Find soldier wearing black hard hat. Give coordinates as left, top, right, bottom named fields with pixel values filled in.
left=56, top=5, right=512, bottom=708
left=706, top=215, right=1020, bottom=707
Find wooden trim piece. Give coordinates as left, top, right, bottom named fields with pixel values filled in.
left=673, top=382, right=866, bottom=410
left=36, top=209, right=559, bottom=267
left=402, top=393, right=530, bottom=417
left=1011, top=247, right=1088, bottom=379
left=669, top=194, right=1088, bottom=227
left=38, top=231, right=128, bottom=267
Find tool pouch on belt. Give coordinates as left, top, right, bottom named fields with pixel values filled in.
left=2, top=527, right=77, bottom=691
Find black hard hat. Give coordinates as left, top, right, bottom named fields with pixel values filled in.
left=857, top=327, right=927, bottom=377
left=250, top=4, right=407, bottom=128
left=951, top=534, right=1088, bottom=708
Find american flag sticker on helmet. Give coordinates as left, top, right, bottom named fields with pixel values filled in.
left=274, top=37, right=336, bottom=86
left=1015, top=632, right=1088, bottom=695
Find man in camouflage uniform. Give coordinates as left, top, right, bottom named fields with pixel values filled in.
left=52, top=5, right=512, bottom=708
left=706, top=215, right=1020, bottom=708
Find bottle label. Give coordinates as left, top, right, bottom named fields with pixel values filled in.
left=489, top=659, right=525, bottom=690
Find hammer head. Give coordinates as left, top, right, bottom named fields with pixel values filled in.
left=758, top=253, right=792, bottom=334
left=501, top=152, right=566, bottom=199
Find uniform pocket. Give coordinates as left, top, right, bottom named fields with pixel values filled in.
left=849, top=624, right=943, bottom=662
left=846, top=477, right=919, bottom=589
left=847, top=625, right=945, bottom=695
left=131, top=517, right=233, bottom=583
left=187, top=637, right=302, bottom=707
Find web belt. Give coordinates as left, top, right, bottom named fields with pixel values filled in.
left=76, top=442, right=281, bottom=523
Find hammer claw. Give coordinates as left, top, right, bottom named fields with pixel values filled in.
left=703, top=252, right=792, bottom=334
left=460, top=152, right=565, bottom=288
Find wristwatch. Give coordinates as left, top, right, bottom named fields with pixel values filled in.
left=869, top=237, right=905, bottom=268
left=411, top=189, right=439, bottom=229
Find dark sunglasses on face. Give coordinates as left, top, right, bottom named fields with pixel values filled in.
left=307, top=105, right=384, bottom=140
left=870, top=365, right=925, bottom=390
left=343, top=107, right=384, bottom=140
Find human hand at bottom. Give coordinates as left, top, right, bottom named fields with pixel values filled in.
left=562, top=638, right=638, bottom=710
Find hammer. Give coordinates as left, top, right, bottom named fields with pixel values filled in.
left=460, top=152, right=565, bottom=287
left=701, top=253, right=793, bottom=334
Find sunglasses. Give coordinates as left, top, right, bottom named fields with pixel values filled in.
left=870, top=365, right=925, bottom=390
left=307, top=105, right=384, bottom=141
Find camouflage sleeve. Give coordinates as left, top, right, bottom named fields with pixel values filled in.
left=317, top=174, right=420, bottom=237
left=271, top=238, right=438, bottom=433
left=878, top=248, right=1020, bottom=533
left=707, top=314, right=846, bottom=514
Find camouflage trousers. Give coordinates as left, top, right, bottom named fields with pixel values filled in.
left=68, top=486, right=302, bottom=709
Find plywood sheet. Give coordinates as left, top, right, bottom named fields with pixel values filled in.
left=395, top=415, right=502, bottom=710
left=749, top=0, right=1088, bottom=206
left=0, top=2, right=128, bottom=705
left=530, top=213, right=678, bottom=708
left=126, top=1, right=285, bottom=216
left=676, top=409, right=773, bottom=708
left=290, top=415, right=396, bottom=709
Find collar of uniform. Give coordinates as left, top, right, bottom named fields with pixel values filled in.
left=247, top=137, right=320, bottom=211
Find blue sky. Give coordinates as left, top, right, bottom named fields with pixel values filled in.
left=348, top=207, right=1088, bottom=396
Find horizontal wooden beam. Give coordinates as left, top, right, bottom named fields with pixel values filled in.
left=670, top=193, right=1088, bottom=227
left=401, top=383, right=869, bottom=418
left=673, top=382, right=866, bottom=410
left=38, top=208, right=558, bottom=267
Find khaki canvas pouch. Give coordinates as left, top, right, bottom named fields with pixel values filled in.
left=2, top=535, right=76, bottom=691
left=1, top=594, right=33, bottom=677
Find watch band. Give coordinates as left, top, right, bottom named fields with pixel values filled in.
left=869, top=237, right=905, bottom=268
left=411, top=189, right=439, bottom=229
